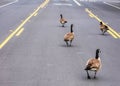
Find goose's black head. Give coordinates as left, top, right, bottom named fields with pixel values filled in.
left=96, top=49, right=101, bottom=53
left=100, top=22, right=103, bottom=25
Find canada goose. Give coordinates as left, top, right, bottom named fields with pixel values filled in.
left=85, top=49, right=101, bottom=79
left=64, top=24, right=74, bottom=46
left=60, top=14, right=67, bottom=27
left=100, top=22, right=109, bottom=35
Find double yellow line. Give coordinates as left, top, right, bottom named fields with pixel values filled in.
left=0, top=0, right=50, bottom=49
left=85, top=8, right=120, bottom=39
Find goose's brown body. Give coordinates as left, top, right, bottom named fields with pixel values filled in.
left=100, top=22, right=109, bottom=35
left=60, top=14, right=67, bottom=27
left=64, top=32, right=74, bottom=41
left=64, top=24, right=74, bottom=46
left=85, top=49, right=101, bottom=79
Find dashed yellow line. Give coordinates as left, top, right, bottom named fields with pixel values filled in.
left=89, top=14, right=94, bottom=18
left=0, top=0, right=50, bottom=49
left=16, top=28, right=24, bottom=36
left=34, top=13, right=38, bottom=16
left=86, top=8, right=102, bottom=21
left=85, top=8, right=120, bottom=39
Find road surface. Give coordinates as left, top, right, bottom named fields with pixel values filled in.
left=0, top=0, right=120, bottom=86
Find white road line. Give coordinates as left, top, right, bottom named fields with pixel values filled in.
left=0, top=0, right=18, bottom=9
left=104, top=2, right=120, bottom=10
left=105, top=1, right=120, bottom=3
left=53, top=3, right=72, bottom=6
left=73, top=0, right=81, bottom=6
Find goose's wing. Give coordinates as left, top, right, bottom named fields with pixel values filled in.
left=60, top=18, right=67, bottom=24
left=64, top=33, right=74, bottom=40
left=86, top=58, right=101, bottom=70
left=100, top=24, right=105, bottom=29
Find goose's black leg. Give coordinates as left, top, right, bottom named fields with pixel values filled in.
left=86, top=70, right=91, bottom=79
left=62, top=24, right=64, bottom=27
left=70, top=40, right=72, bottom=46
left=100, top=29, right=104, bottom=35
left=103, top=29, right=107, bottom=35
left=65, top=41, right=68, bottom=47
left=94, top=70, right=97, bottom=79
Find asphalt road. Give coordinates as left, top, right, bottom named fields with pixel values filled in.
left=0, top=0, right=120, bottom=86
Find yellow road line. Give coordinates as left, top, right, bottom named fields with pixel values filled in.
left=34, top=13, right=38, bottom=16
left=107, top=30, right=118, bottom=39
left=85, top=8, right=102, bottom=21
left=108, top=26, right=120, bottom=38
left=89, top=14, right=94, bottom=18
left=85, top=8, right=120, bottom=38
left=0, top=0, right=50, bottom=49
left=41, top=0, right=49, bottom=8
left=16, top=28, right=24, bottom=36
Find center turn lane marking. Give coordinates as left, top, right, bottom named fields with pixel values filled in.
left=85, top=8, right=120, bottom=39
left=0, top=0, right=50, bottom=49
